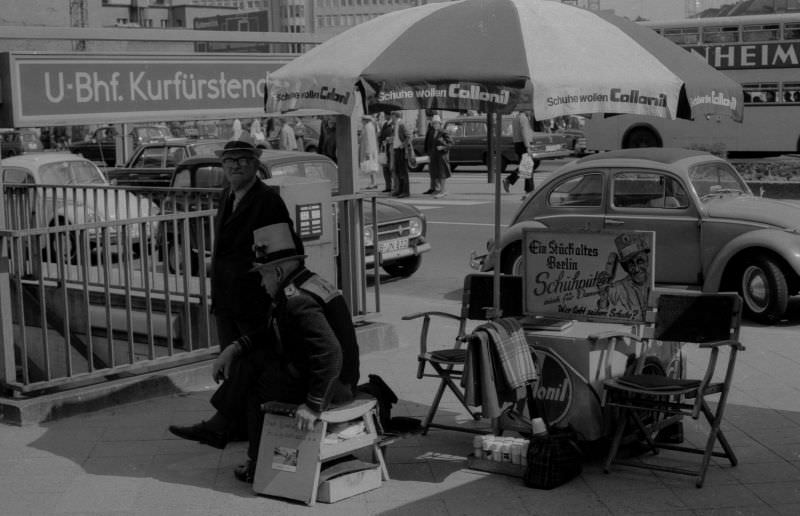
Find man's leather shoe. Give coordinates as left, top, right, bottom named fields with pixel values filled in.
left=168, top=421, right=228, bottom=449
left=422, top=189, right=434, bottom=194
left=396, top=193, right=410, bottom=198
left=234, top=459, right=256, bottom=484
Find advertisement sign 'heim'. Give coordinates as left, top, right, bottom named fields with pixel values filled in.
left=522, top=229, right=656, bottom=324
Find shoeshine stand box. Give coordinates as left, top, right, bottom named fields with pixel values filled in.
left=253, top=408, right=383, bottom=505
left=253, top=414, right=325, bottom=504
left=317, top=459, right=382, bottom=503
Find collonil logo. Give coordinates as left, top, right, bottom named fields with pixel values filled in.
left=531, top=349, right=573, bottom=425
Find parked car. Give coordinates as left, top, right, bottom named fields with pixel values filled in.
left=471, top=147, right=800, bottom=323
left=163, top=150, right=430, bottom=278
left=410, top=115, right=571, bottom=172
left=0, top=153, right=158, bottom=262
left=560, top=115, right=588, bottom=156
left=106, top=138, right=228, bottom=187
left=69, top=125, right=177, bottom=166
left=1, top=129, right=43, bottom=158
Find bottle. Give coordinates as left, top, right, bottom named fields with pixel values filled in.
left=473, top=435, right=484, bottom=459
left=481, top=435, right=494, bottom=461
left=511, top=441, right=523, bottom=465
left=532, top=417, right=548, bottom=437
left=491, top=442, right=503, bottom=462
left=501, top=440, right=512, bottom=463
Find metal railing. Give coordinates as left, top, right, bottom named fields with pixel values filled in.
left=0, top=183, right=378, bottom=393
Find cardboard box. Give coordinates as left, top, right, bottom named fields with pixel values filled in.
left=317, top=460, right=382, bottom=503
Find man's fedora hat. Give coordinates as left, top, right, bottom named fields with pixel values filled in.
left=251, top=222, right=306, bottom=271
left=214, top=139, right=263, bottom=158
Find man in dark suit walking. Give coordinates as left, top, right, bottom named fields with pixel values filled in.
left=210, top=140, right=297, bottom=353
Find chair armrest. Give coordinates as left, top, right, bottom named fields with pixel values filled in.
left=698, top=339, right=745, bottom=351
left=402, top=311, right=464, bottom=358
left=402, top=311, right=461, bottom=322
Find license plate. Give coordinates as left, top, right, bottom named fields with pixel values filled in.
left=379, top=238, right=409, bottom=253
left=545, top=144, right=562, bottom=151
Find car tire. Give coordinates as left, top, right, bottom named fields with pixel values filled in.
left=623, top=127, right=661, bottom=148
left=739, top=255, right=788, bottom=324
left=500, top=241, right=523, bottom=275
left=166, top=237, right=199, bottom=276
left=382, top=255, right=422, bottom=278
left=46, top=219, right=78, bottom=264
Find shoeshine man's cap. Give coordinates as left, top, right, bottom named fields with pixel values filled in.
left=215, top=139, right=263, bottom=158
left=251, top=222, right=307, bottom=271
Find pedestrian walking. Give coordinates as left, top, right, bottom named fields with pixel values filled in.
left=503, top=110, right=535, bottom=196
left=359, top=114, right=379, bottom=190
left=422, top=117, right=438, bottom=194
left=428, top=115, right=453, bottom=198
left=318, top=116, right=337, bottom=163
left=209, top=140, right=297, bottom=354
left=250, top=119, right=266, bottom=147
left=390, top=111, right=411, bottom=198
left=278, top=118, right=297, bottom=151
left=378, top=111, right=394, bottom=193
left=231, top=119, right=243, bottom=140
left=293, top=117, right=306, bottom=150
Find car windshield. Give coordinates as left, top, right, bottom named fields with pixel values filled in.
left=688, top=161, right=749, bottom=201
left=40, top=160, right=106, bottom=185
left=72, top=161, right=107, bottom=184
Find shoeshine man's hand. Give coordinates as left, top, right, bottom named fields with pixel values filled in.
left=212, top=342, right=240, bottom=384
left=295, top=404, right=320, bottom=431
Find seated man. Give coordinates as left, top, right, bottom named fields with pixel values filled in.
left=169, top=221, right=360, bottom=483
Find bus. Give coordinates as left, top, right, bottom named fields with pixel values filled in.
left=582, top=14, right=800, bottom=156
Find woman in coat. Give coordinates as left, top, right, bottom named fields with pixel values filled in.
left=427, top=115, right=452, bottom=198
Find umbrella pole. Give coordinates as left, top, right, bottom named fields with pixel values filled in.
left=490, top=106, right=503, bottom=319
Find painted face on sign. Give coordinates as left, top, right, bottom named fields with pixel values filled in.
left=621, top=251, right=649, bottom=285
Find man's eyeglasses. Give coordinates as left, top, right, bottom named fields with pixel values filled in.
left=222, top=157, right=252, bottom=167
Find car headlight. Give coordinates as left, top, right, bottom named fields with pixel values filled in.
left=408, top=217, right=423, bottom=238
left=363, top=225, right=374, bottom=247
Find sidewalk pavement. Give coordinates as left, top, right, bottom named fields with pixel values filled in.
left=2, top=172, right=800, bottom=515
left=2, top=289, right=799, bottom=515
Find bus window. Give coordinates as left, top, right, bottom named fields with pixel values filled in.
left=782, top=83, right=800, bottom=103
left=742, top=83, right=779, bottom=104
left=663, top=27, right=699, bottom=45
left=742, top=24, right=779, bottom=42
left=785, top=23, right=800, bottom=40
left=702, top=25, right=739, bottom=44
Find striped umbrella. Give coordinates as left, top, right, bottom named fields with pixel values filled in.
left=265, top=0, right=743, bottom=315
left=266, top=0, right=742, bottom=122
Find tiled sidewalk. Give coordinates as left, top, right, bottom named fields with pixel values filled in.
left=2, top=291, right=800, bottom=515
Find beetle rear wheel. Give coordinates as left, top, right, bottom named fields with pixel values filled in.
left=739, top=256, right=788, bottom=324
left=166, top=238, right=199, bottom=276
left=623, top=127, right=661, bottom=148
